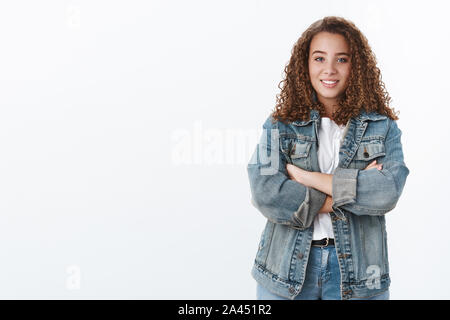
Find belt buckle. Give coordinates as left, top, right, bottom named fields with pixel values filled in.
left=321, top=237, right=329, bottom=248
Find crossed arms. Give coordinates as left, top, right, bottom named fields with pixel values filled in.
left=247, top=117, right=409, bottom=229
left=286, top=160, right=382, bottom=214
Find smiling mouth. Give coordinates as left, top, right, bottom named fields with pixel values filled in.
left=320, top=80, right=339, bottom=88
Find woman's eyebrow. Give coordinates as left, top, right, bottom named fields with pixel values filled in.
left=311, top=50, right=350, bottom=56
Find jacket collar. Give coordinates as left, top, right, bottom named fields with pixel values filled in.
left=355, top=110, right=388, bottom=122
left=291, top=109, right=386, bottom=126
left=291, top=109, right=320, bottom=126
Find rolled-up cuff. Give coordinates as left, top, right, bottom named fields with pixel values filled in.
left=292, top=187, right=327, bottom=229
left=332, top=167, right=359, bottom=211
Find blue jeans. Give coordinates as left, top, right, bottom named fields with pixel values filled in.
left=256, top=245, right=390, bottom=300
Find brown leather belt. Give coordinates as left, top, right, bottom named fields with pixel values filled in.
left=311, top=238, right=335, bottom=247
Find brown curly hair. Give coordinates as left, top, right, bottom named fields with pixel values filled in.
left=271, top=16, right=399, bottom=126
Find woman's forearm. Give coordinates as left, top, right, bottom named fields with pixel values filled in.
left=304, top=171, right=333, bottom=197
left=318, top=195, right=333, bottom=213
left=286, top=161, right=383, bottom=211
left=286, top=164, right=333, bottom=196
left=304, top=163, right=382, bottom=196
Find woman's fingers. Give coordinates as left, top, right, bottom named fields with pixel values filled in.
left=364, top=160, right=376, bottom=170
left=364, top=160, right=383, bottom=170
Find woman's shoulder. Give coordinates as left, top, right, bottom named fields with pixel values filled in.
left=356, top=110, right=389, bottom=122
left=262, top=109, right=319, bottom=128
left=261, top=114, right=292, bottom=132
left=262, top=114, right=278, bottom=128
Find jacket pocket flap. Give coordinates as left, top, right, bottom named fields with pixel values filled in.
left=355, top=141, right=385, bottom=161
left=290, top=141, right=312, bottom=159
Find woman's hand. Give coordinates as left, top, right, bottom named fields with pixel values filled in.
left=364, top=160, right=383, bottom=171
left=286, top=163, right=309, bottom=186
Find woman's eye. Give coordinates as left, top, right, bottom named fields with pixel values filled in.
left=314, top=57, right=348, bottom=63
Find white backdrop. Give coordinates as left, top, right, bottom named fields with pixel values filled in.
left=0, top=0, right=448, bottom=299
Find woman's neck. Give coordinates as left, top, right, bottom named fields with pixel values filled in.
left=321, top=103, right=338, bottom=119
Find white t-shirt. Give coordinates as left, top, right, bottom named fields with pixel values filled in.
left=312, top=117, right=347, bottom=240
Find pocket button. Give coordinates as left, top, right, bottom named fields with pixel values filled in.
left=363, top=146, right=369, bottom=158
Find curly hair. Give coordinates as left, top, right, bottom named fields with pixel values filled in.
left=271, top=16, right=399, bottom=126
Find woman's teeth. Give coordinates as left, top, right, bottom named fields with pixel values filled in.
left=321, top=80, right=339, bottom=88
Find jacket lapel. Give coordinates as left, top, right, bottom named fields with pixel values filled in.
left=338, top=118, right=368, bottom=168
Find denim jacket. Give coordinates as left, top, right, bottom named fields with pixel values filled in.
left=247, top=109, right=409, bottom=300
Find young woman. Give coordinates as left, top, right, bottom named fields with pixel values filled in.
left=247, top=16, right=409, bottom=300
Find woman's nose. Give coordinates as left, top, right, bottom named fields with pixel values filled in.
left=323, top=62, right=337, bottom=74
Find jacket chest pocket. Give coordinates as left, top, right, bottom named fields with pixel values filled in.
left=351, top=139, right=386, bottom=170
left=280, top=137, right=313, bottom=170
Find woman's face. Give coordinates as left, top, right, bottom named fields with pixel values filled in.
left=308, top=31, right=351, bottom=108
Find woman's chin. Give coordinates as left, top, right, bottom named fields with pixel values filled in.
left=317, top=93, right=342, bottom=101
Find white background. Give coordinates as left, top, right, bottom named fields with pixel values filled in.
left=0, top=0, right=448, bottom=299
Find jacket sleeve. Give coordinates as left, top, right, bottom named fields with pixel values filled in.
left=331, top=119, right=410, bottom=216
left=247, top=116, right=327, bottom=229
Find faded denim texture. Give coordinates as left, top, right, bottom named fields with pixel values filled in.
left=247, top=109, right=409, bottom=300
left=256, top=246, right=390, bottom=300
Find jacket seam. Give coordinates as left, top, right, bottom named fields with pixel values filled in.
left=253, top=261, right=301, bottom=286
